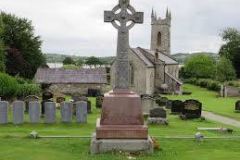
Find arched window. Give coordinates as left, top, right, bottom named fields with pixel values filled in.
left=157, top=32, right=162, bottom=47
left=129, top=63, right=134, bottom=86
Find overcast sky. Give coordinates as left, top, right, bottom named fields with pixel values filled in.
left=1, top=0, right=240, bottom=57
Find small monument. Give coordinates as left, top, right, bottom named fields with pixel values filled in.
left=148, top=108, right=168, bottom=125
left=180, top=100, right=202, bottom=119
left=91, top=0, right=153, bottom=154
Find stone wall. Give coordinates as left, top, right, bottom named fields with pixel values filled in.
left=49, top=83, right=110, bottom=96
left=221, top=85, right=240, bottom=97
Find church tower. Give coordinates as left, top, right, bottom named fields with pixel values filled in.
left=151, top=8, right=171, bottom=55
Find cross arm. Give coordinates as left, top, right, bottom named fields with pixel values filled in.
left=130, top=12, right=144, bottom=24
left=104, top=11, right=116, bottom=22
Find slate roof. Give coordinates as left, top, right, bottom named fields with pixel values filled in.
left=131, top=47, right=178, bottom=67
left=34, top=68, right=107, bottom=84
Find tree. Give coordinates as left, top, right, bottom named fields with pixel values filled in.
left=183, top=54, right=216, bottom=79
left=76, top=58, right=84, bottom=67
left=1, top=12, right=46, bottom=79
left=62, top=57, right=75, bottom=65
left=85, top=56, right=102, bottom=67
left=219, top=28, right=240, bottom=77
left=0, top=15, right=5, bottom=72
left=216, top=56, right=236, bottom=82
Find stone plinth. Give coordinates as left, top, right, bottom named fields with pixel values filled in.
left=96, top=90, right=149, bottom=139
left=91, top=133, right=153, bottom=154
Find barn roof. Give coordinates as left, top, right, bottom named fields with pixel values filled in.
left=34, top=68, right=107, bottom=84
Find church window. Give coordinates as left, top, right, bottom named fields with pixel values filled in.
left=157, top=32, right=162, bottom=47
left=129, top=63, right=134, bottom=86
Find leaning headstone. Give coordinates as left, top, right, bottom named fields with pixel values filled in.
left=141, top=95, right=157, bottom=115
left=44, top=102, right=56, bottom=124
left=235, top=100, right=240, bottom=113
left=148, top=108, right=168, bottom=125
left=28, top=102, right=41, bottom=123
left=61, top=102, right=73, bottom=123
left=0, top=101, right=8, bottom=124
left=171, top=100, right=183, bottom=114
left=76, top=101, right=87, bottom=123
left=156, top=97, right=168, bottom=107
left=180, top=99, right=202, bottom=119
left=13, top=101, right=24, bottom=124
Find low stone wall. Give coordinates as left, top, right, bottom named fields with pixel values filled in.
left=221, top=85, right=240, bottom=97
left=49, top=83, right=111, bottom=96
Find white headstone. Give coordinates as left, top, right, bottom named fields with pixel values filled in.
left=76, top=101, right=87, bottom=123
left=13, top=101, right=24, bottom=124
left=44, top=102, right=56, bottom=124
left=61, top=102, right=73, bottom=123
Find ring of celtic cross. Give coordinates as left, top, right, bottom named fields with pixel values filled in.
left=110, top=3, right=137, bottom=30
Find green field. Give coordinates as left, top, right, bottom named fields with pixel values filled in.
left=1, top=88, right=240, bottom=160
left=167, top=84, right=240, bottom=120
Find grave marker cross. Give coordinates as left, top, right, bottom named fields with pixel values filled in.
left=104, top=0, right=143, bottom=89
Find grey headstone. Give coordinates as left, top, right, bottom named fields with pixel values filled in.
left=141, top=97, right=156, bottom=115
left=76, top=101, right=87, bottom=123
left=61, top=102, right=73, bottom=123
left=28, top=102, right=41, bottom=123
left=44, top=102, right=56, bottom=124
left=0, top=101, right=8, bottom=124
left=12, top=101, right=24, bottom=124
left=149, top=108, right=167, bottom=118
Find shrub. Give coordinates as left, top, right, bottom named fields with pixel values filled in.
left=17, top=83, right=41, bottom=98
left=185, top=78, right=221, bottom=92
left=0, top=72, right=19, bottom=99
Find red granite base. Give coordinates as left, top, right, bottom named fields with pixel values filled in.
left=96, top=90, right=149, bottom=139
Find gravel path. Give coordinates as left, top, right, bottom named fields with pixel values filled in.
left=202, top=111, right=240, bottom=128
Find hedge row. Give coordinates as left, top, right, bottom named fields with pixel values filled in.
left=185, top=78, right=222, bottom=92
left=0, top=72, right=40, bottom=99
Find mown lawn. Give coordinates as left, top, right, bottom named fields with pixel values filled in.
left=0, top=95, right=240, bottom=160
left=167, top=84, right=240, bottom=120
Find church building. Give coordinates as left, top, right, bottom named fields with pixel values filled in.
left=111, top=9, right=182, bottom=95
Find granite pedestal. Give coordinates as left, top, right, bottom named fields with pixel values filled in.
left=91, top=90, right=153, bottom=154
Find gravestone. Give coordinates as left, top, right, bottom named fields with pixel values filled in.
left=180, top=100, right=202, bottom=119
left=141, top=95, right=157, bottom=115
left=91, top=0, right=152, bottom=154
left=12, top=101, right=24, bottom=124
left=41, top=91, right=53, bottom=115
left=28, top=102, right=41, bottom=123
left=76, top=101, right=87, bottom=123
left=171, top=100, right=183, bottom=114
left=96, top=95, right=103, bottom=109
left=61, top=102, right=73, bottom=123
left=24, top=95, right=39, bottom=113
left=155, top=97, right=168, bottom=107
left=87, top=100, right=92, bottom=113
left=235, top=100, right=240, bottom=113
left=0, top=101, right=8, bottom=124
left=148, top=108, right=168, bottom=125
left=44, top=102, right=56, bottom=124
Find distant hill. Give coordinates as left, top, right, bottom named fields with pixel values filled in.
left=172, top=52, right=219, bottom=64
left=44, top=52, right=219, bottom=65
left=44, top=53, right=115, bottom=64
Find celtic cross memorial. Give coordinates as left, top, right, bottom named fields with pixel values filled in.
left=104, top=0, right=143, bottom=89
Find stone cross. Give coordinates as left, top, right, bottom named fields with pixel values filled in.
left=104, top=0, right=143, bottom=89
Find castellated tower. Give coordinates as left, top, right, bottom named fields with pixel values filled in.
left=151, top=9, right=171, bottom=55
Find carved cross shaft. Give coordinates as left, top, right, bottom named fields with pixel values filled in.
left=104, top=0, right=143, bottom=89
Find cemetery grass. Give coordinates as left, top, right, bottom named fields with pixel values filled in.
left=167, top=84, right=240, bottom=120
left=0, top=98, right=240, bottom=159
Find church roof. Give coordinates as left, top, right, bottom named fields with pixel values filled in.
left=34, top=68, right=107, bottom=84
left=131, top=47, right=178, bottom=67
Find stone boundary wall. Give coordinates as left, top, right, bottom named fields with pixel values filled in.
left=221, top=85, right=240, bottom=97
